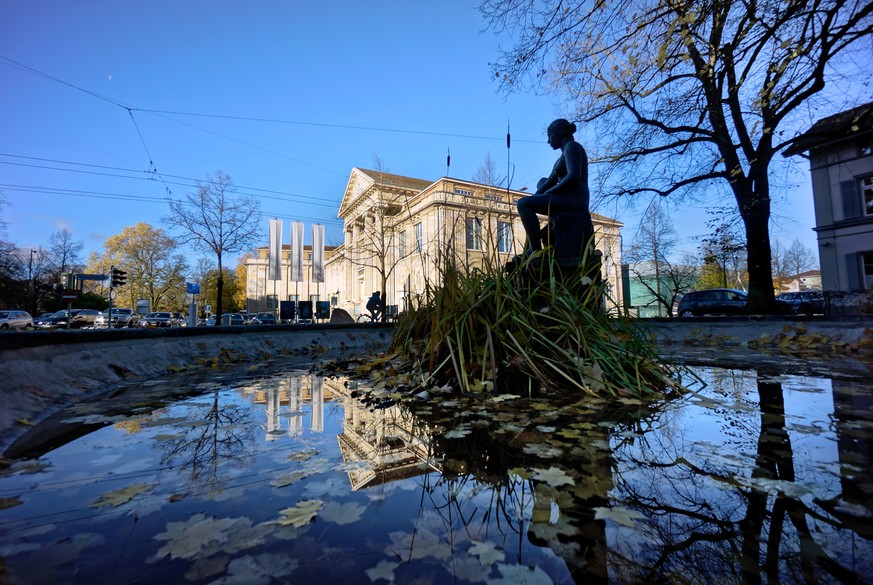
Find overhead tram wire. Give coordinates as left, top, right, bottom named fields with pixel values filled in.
left=0, top=183, right=343, bottom=229
left=131, top=107, right=545, bottom=144
left=0, top=155, right=342, bottom=208
left=4, top=55, right=547, bottom=194
left=144, top=111, right=346, bottom=178
left=2, top=56, right=180, bottom=199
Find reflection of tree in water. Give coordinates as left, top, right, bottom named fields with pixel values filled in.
left=609, top=373, right=872, bottom=584
left=397, top=397, right=652, bottom=584
left=156, top=390, right=256, bottom=490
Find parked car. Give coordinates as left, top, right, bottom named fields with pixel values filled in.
left=676, top=289, right=748, bottom=317
left=0, top=310, right=33, bottom=330
left=139, top=312, right=177, bottom=328
left=34, top=308, right=100, bottom=329
left=71, top=309, right=100, bottom=328
left=35, top=310, right=68, bottom=329
left=776, top=291, right=826, bottom=315
left=250, top=312, right=277, bottom=325
left=227, top=313, right=245, bottom=326
left=95, top=308, right=138, bottom=328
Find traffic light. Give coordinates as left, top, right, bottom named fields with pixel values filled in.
left=111, top=267, right=127, bottom=288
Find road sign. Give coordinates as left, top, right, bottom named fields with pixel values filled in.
left=187, top=283, right=200, bottom=294
left=61, top=290, right=77, bottom=302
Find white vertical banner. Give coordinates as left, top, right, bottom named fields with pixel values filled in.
left=311, top=224, right=324, bottom=283
left=268, top=218, right=282, bottom=281
left=290, top=221, right=304, bottom=282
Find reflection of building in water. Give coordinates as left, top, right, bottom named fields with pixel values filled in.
left=328, top=378, right=438, bottom=491
left=240, top=373, right=332, bottom=441
left=831, top=380, right=873, bottom=521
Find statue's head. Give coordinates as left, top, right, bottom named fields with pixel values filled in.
left=547, top=118, right=576, bottom=137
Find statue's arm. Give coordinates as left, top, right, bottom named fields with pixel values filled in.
left=543, top=142, right=585, bottom=194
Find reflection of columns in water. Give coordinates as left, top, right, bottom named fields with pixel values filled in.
left=310, top=375, right=324, bottom=433
left=287, top=376, right=302, bottom=437
left=265, top=385, right=281, bottom=440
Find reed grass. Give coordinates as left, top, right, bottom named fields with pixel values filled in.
left=389, top=248, right=682, bottom=397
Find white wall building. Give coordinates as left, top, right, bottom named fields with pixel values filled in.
left=785, top=102, right=873, bottom=292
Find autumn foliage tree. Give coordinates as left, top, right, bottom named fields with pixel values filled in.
left=480, top=0, right=873, bottom=312
left=87, top=223, right=187, bottom=311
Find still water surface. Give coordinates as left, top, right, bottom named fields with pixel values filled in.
left=0, top=365, right=871, bottom=584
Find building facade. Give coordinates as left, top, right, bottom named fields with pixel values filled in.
left=785, top=102, right=873, bottom=292
left=244, top=244, right=338, bottom=315
left=247, top=168, right=624, bottom=319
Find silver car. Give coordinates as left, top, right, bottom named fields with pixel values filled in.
left=95, top=308, right=138, bottom=328
left=0, top=310, right=34, bottom=330
left=139, top=312, right=177, bottom=327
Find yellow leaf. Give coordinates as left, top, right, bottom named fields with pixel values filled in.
left=15, top=419, right=34, bottom=426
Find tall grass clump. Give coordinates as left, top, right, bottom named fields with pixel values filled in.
left=390, top=249, right=682, bottom=397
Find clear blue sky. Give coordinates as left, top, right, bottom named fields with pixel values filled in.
left=1, top=1, right=827, bottom=269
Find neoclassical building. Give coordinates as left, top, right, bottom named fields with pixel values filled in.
left=247, top=168, right=624, bottom=319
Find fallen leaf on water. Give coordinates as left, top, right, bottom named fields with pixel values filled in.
left=320, top=501, right=366, bottom=526
left=271, top=469, right=312, bottom=488
left=489, top=562, right=554, bottom=585
left=0, top=496, right=23, bottom=510
left=593, top=505, right=645, bottom=528
left=468, top=540, right=505, bottom=566
left=276, top=500, right=323, bottom=528
left=444, top=428, right=472, bottom=439
left=92, top=483, right=153, bottom=508
left=15, top=419, right=34, bottom=426
left=532, top=466, right=574, bottom=487
left=365, top=560, right=399, bottom=583
left=490, top=394, right=521, bottom=403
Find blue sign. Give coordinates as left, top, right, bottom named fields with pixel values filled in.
left=186, top=283, right=200, bottom=294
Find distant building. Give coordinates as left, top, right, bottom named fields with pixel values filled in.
left=621, top=260, right=697, bottom=317
left=245, top=168, right=625, bottom=319
left=325, top=168, right=624, bottom=318
left=784, top=102, right=873, bottom=292
left=780, top=269, right=822, bottom=293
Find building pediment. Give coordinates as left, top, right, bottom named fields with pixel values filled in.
left=338, top=168, right=376, bottom=219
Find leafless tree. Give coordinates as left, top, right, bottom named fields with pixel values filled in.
left=771, top=240, right=790, bottom=292
left=164, top=171, right=261, bottom=323
left=480, top=0, right=873, bottom=313
left=45, top=228, right=83, bottom=278
left=625, top=200, right=697, bottom=316
left=472, top=152, right=515, bottom=266
left=784, top=238, right=817, bottom=280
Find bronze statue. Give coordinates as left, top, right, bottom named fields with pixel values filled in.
left=516, top=118, right=595, bottom=259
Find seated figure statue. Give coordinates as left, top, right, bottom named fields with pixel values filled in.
left=515, top=118, right=595, bottom=260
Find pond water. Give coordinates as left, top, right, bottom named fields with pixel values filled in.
left=0, top=363, right=871, bottom=584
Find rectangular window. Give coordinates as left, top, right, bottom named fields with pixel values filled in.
left=399, top=230, right=407, bottom=257
left=497, top=221, right=512, bottom=253
left=466, top=217, right=483, bottom=251
left=485, top=195, right=502, bottom=202
left=414, top=222, right=423, bottom=254
left=266, top=295, right=277, bottom=310
left=862, top=175, right=873, bottom=216
left=455, top=188, right=473, bottom=196
left=842, top=176, right=873, bottom=219
left=863, top=252, right=873, bottom=290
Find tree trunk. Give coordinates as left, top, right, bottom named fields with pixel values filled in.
left=216, top=254, right=224, bottom=324
left=735, top=177, right=776, bottom=314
